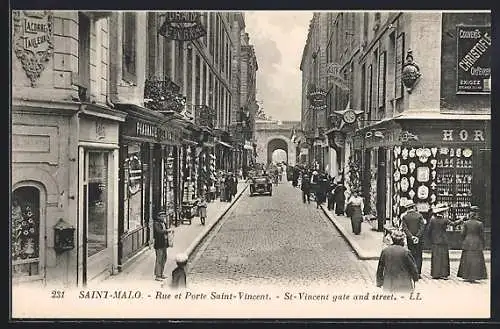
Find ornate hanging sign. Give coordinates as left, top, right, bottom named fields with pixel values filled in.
left=159, top=12, right=207, bottom=41
left=12, top=11, right=54, bottom=87
left=308, top=89, right=327, bottom=110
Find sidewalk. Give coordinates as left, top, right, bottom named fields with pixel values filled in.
left=101, top=182, right=248, bottom=286
left=320, top=205, right=491, bottom=262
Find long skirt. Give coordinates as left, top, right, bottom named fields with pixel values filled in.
left=431, top=244, right=450, bottom=278
left=350, top=205, right=362, bottom=235
left=457, top=250, right=488, bottom=281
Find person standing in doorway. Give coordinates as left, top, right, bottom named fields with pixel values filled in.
left=153, top=210, right=169, bottom=281
left=457, top=205, right=488, bottom=283
left=401, top=201, right=426, bottom=277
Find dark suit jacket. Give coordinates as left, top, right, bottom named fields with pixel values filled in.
left=427, top=217, right=451, bottom=245
left=461, top=219, right=485, bottom=251
left=376, top=245, right=419, bottom=292
left=402, top=210, right=426, bottom=240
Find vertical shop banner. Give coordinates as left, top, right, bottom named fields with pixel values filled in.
left=456, top=25, right=491, bottom=93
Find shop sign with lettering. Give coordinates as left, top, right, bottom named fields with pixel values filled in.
left=441, top=129, right=486, bottom=142
left=135, top=121, right=165, bottom=141
left=159, top=12, right=207, bottom=41
left=456, top=25, right=491, bottom=94
left=12, top=11, right=54, bottom=87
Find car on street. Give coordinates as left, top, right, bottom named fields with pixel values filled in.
left=249, top=173, right=272, bottom=196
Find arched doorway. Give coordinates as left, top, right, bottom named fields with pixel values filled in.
left=267, top=138, right=288, bottom=165
left=12, top=184, right=45, bottom=282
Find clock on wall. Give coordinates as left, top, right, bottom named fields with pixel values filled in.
left=343, top=110, right=357, bottom=124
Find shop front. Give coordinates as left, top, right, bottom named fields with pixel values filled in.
left=180, top=125, right=200, bottom=222
left=77, top=106, right=126, bottom=285
left=392, top=119, right=490, bottom=249
left=116, top=104, right=182, bottom=267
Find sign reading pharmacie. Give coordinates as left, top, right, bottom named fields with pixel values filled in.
left=127, top=119, right=181, bottom=144
left=12, top=11, right=54, bottom=87
left=456, top=25, right=491, bottom=94
left=159, top=12, right=207, bottom=41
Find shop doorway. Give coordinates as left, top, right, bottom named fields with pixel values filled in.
left=79, top=148, right=114, bottom=284
left=376, top=148, right=387, bottom=231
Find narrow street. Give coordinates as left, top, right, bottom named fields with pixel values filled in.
left=188, top=181, right=374, bottom=288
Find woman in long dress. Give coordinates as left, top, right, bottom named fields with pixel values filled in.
left=346, top=190, right=364, bottom=235
left=427, top=204, right=463, bottom=279
left=457, top=206, right=488, bottom=283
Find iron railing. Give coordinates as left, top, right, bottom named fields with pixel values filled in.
left=144, top=76, right=186, bottom=113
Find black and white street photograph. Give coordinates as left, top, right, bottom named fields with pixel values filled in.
left=10, top=9, right=491, bottom=319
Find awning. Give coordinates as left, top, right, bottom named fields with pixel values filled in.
left=216, top=140, right=233, bottom=149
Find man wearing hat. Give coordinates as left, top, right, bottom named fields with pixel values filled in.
left=427, top=204, right=463, bottom=279
left=401, top=201, right=426, bottom=276
left=376, top=230, right=420, bottom=292
left=153, top=210, right=169, bottom=281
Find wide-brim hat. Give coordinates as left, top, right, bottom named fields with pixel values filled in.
left=404, top=201, right=416, bottom=208
left=156, top=210, right=167, bottom=218
left=469, top=205, right=480, bottom=212
left=391, top=230, right=406, bottom=241
left=432, top=203, right=449, bottom=214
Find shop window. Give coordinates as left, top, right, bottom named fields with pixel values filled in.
left=78, top=13, right=91, bottom=93
left=124, top=144, right=143, bottom=232
left=87, top=151, right=108, bottom=256
left=122, top=12, right=137, bottom=83
left=12, top=186, right=41, bottom=279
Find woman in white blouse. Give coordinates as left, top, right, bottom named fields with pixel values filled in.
left=346, top=189, right=365, bottom=235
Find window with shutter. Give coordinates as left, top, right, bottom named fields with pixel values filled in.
left=78, top=13, right=91, bottom=91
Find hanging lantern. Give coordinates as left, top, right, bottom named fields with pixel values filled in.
left=402, top=49, right=422, bottom=93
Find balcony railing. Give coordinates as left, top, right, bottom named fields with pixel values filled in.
left=193, top=105, right=215, bottom=130
left=144, top=76, right=186, bottom=113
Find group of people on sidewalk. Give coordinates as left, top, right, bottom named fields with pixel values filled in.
left=206, top=171, right=238, bottom=203
left=293, top=166, right=347, bottom=213
left=376, top=202, right=488, bottom=293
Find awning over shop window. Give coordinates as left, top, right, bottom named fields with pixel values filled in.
left=216, top=140, right=234, bottom=149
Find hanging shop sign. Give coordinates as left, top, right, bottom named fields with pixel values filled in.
left=456, top=25, right=491, bottom=94
left=159, top=12, right=207, bottom=41
left=12, top=10, right=54, bottom=87
left=126, top=155, right=142, bottom=195
left=308, top=89, right=327, bottom=110
left=326, top=62, right=350, bottom=91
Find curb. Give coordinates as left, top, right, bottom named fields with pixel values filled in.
left=320, top=205, right=491, bottom=262
left=183, top=184, right=249, bottom=259
left=320, top=204, right=379, bottom=260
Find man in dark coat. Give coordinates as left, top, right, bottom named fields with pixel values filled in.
left=327, top=179, right=337, bottom=210
left=333, top=182, right=346, bottom=215
left=401, top=201, right=426, bottom=276
left=153, top=211, right=169, bottom=281
left=301, top=172, right=311, bottom=204
left=376, top=230, right=420, bottom=292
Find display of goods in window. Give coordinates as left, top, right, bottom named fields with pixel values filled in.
left=392, top=145, right=473, bottom=232
left=12, top=201, right=38, bottom=261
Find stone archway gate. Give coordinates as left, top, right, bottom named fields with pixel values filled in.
left=254, top=119, right=300, bottom=166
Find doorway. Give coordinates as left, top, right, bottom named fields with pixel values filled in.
left=376, top=148, right=387, bottom=231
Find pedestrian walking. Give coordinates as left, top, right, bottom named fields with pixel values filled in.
left=219, top=173, right=226, bottom=202
left=153, top=210, right=169, bottom=281
left=457, top=205, right=488, bottom=283
left=333, top=181, right=346, bottom=215
left=426, top=204, right=463, bottom=280
left=401, top=201, right=426, bottom=277
left=327, top=179, right=336, bottom=210
left=346, top=189, right=364, bottom=235
left=198, top=195, right=207, bottom=225
left=301, top=172, right=311, bottom=204
left=376, top=230, right=420, bottom=293
left=225, top=173, right=233, bottom=202
left=231, top=173, right=238, bottom=197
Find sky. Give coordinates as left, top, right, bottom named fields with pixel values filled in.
left=244, top=11, right=313, bottom=122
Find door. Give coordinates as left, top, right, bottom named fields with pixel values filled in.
left=376, top=148, right=387, bottom=231
left=80, top=149, right=113, bottom=283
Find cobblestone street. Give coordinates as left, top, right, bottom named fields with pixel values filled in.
left=188, top=182, right=375, bottom=288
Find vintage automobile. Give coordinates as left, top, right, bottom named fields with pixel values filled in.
left=249, top=173, right=272, bottom=196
